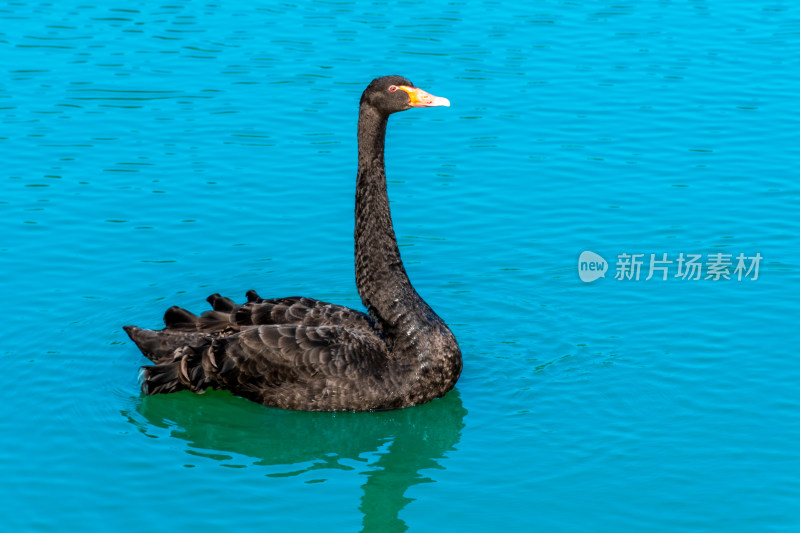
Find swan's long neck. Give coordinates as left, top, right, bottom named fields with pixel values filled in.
left=354, top=98, right=462, bottom=398
left=354, top=104, right=436, bottom=333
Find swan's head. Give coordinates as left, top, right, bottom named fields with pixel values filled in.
left=361, top=75, right=450, bottom=115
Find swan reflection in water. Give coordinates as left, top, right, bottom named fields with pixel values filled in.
left=123, top=390, right=466, bottom=531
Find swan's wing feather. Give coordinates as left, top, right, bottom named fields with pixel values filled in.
left=162, top=293, right=372, bottom=333
left=222, top=324, right=387, bottom=380
left=233, top=296, right=374, bottom=330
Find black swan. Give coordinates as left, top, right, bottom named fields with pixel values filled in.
left=124, top=75, right=461, bottom=412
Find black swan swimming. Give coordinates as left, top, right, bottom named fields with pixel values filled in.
left=124, top=75, right=462, bottom=412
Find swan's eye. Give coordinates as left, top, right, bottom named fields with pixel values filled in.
left=388, top=85, right=398, bottom=92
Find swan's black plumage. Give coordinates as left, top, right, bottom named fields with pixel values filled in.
left=124, top=75, right=461, bottom=411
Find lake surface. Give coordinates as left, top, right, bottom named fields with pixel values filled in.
left=2, top=1, right=799, bottom=531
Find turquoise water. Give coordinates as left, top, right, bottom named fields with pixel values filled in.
left=2, top=1, right=799, bottom=531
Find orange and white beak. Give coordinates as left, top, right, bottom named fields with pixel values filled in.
left=397, top=85, right=450, bottom=107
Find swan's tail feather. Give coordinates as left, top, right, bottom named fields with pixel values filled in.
left=134, top=291, right=269, bottom=340
left=197, top=311, right=234, bottom=331
left=123, top=325, right=210, bottom=364
left=141, top=357, right=186, bottom=395
left=163, top=305, right=200, bottom=330
left=140, top=345, right=219, bottom=396
left=193, top=293, right=243, bottom=331
left=207, top=293, right=237, bottom=312
left=161, top=293, right=255, bottom=334
left=125, top=289, right=268, bottom=397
